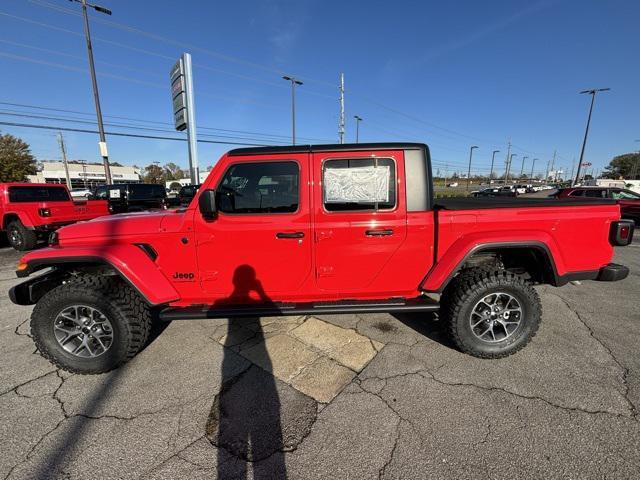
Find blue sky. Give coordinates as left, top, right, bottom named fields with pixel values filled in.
left=0, top=0, right=638, bottom=178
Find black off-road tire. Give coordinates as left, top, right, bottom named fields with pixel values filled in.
left=31, top=275, right=151, bottom=374
left=442, top=269, right=541, bottom=358
left=7, top=220, right=37, bottom=251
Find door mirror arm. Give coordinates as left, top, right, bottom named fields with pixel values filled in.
left=198, top=189, right=217, bottom=220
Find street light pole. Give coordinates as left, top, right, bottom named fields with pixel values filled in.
left=573, top=87, right=610, bottom=186
left=466, top=146, right=478, bottom=191
left=71, top=0, right=113, bottom=184
left=519, top=156, right=528, bottom=179
left=354, top=115, right=363, bottom=143
left=530, top=158, right=538, bottom=180
left=489, top=150, right=500, bottom=183
left=283, top=76, right=303, bottom=145
left=505, top=153, right=517, bottom=184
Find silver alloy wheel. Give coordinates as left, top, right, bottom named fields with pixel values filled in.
left=9, top=228, right=21, bottom=247
left=470, top=292, right=523, bottom=343
left=53, top=305, right=114, bottom=358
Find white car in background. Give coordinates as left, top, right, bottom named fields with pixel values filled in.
left=70, top=188, right=92, bottom=199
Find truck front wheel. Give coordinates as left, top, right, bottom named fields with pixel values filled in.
left=7, top=220, right=37, bottom=251
left=442, top=270, right=541, bottom=358
left=30, top=276, right=151, bottom=374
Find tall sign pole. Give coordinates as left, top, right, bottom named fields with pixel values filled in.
left=338, top=73, right=345, bottom=144
left=170, top=53, right=199, bottom=185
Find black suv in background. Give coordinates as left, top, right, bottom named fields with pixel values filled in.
left=178, top=184, right=201, bottom=206
left=91, top=183, right=166, bottom=213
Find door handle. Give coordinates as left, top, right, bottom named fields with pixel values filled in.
left=365, top=229, right=394, bottom=237
left=276, top=232, right=305, bottom=239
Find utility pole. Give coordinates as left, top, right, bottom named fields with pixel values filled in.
left=570, top=158, right=575, bottom=183
left=503, top=140, right=512, bottom=184
left=519, top=156, right=528, bottom=179
left=57, top=133, right=72, bottom=189
left=549, top=150, right=556, bottom=182
left=71, top=0, right=113, bottom=184
left=530, top=158, right=538, bottom=180
left=283, top=75, right=303, bottom=145
left=505, top=153, right=517, bottom=184
left=354, top=115, right=363, bottom=143
left=574, top=87, right=610, bottom=186
left=443, top=163, right=448, bottom=187
left=466, top=146, right=478, bottom=191
left=338, top=73, right=345, bottom=144
left=489, top=150, right=500, bottom=183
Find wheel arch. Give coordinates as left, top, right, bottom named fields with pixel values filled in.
left=13, top=246, right=180, bottom=306
left=423, top=241, right=561, bottom=293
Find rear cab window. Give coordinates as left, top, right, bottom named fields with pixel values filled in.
left=8, top=186, right=70, bottom=202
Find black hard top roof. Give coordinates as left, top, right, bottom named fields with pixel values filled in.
left=228, top=142, right=428, bottom=156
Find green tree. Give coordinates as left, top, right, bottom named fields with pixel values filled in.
left=602, top=152, right=640, bottom=179
left=164, top=162, right=185, bottom=181
left=0, top=133, right=37, bottom=182
left=143, top=164, right=166, bottom=184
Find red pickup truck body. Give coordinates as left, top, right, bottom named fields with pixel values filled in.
left=8, top=144, right=634, bottom=372
left=0, top=183, right=109, bottom=250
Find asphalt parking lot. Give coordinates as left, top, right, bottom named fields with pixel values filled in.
left=1, top=238, right=639, bottom=479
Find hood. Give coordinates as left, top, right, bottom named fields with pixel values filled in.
left=58, top=210, right=174, bottom=241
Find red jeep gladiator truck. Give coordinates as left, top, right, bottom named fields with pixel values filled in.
left=8, top=143, right=634, bottom=374
left=1, top=183, right=109, bottom=251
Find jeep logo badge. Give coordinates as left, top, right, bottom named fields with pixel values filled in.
left=173, top=272, right=195, bottom=281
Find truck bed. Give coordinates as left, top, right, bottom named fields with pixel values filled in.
left=435, top=197, right=616, bottom=210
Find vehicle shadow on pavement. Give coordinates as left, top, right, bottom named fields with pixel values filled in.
left=205, top=265, right=288, bottom=479
left=391, top=312, right=456, bottom=349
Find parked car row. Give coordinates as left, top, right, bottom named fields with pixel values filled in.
left=2, top=181, right=203, bottom=251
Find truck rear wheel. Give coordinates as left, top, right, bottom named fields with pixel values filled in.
left=442, top=270, right=541, bottom=358
left=31, top=276, right=151, bottom=374
left=7, top=220, right=37, bottom=251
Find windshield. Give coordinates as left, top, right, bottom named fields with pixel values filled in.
left=8, top=186, right=70, bottom=202
left=611, top=189, right=640, bottom=200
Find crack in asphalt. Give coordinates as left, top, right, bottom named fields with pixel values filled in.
left=550, top=292, right=637, bottom=419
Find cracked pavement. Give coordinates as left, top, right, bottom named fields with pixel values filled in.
left=1, top=238, right=639, bottom=479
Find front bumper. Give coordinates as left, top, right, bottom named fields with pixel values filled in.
left=596, top=263, right=629, bottom=282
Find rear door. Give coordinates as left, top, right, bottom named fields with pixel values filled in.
left=311, top=150, right=407, bottom=292
left=195, top=154, right=312, bottom=299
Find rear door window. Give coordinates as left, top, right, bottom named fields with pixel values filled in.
left=8, top=186, right=70, bottom=202
left=128, top=184, right=166, bottom=200
left=322, top=158, right=396, bottom=211
left=584, top=189, right=606, bottom=198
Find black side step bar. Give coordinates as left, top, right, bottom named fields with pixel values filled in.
left=159, top=297, right=439, bottom=321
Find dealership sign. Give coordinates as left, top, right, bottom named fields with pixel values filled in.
left=170, top=58, right=188, bottom=131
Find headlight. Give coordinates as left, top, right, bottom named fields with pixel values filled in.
left=48, top=231, right=59, bottom=246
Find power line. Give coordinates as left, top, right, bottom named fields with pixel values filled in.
left=0, top=101, right=334, bottom=142
left=0, top=120, right=273, bottom=146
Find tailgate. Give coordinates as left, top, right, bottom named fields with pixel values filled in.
left=41, top=200, right=109, bottom=223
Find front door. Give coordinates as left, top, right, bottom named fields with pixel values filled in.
left=194, top=155, right=312, bottom=301
left=312, top=150, right=407, bottom=293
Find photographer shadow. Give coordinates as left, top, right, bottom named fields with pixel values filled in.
left=206, top=264, right=287, bottom=479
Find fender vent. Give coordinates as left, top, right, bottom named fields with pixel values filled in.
left=134, top=243, right=158, bottom=261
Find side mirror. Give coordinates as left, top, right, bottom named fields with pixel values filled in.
left=198, top=189, right=217, bottom=219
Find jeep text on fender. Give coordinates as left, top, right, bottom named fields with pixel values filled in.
left=8, top=143, right=634, bottom=374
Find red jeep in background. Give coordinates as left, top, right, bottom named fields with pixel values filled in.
left=555, top=186, right=640, bottom=223
left=0, top=183, right=109, bottom=251
left=8, top=143, right=634, bottom=374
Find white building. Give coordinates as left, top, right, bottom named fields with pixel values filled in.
left=165, top=170, right=211, bottom=190
left=27, top=161, right=141, bottom=188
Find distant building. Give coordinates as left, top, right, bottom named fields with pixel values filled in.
left=165, top=169, right=211, bottom=190
left=27, top=161, right=141, bottom=188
